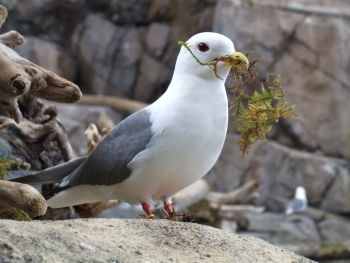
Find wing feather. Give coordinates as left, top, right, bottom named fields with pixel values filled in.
left=62, top=109, right=153, bottom=188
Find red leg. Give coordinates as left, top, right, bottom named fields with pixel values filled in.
left=163, top=199, right=176, bottom=221
left=141, top=201, right=156, bottom=219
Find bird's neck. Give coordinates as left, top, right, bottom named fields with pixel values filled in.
left=165, top=73, right=226, bottom=103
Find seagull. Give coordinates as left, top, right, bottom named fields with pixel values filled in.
left=285, top=186, right=308, bottom=215
left=11, top=32, right=248, bottom=220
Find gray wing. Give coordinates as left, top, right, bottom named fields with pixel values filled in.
left=62, top=109, right=153, bottom=188
left=285, top=198, right=306, bottom=214
left=10, top=156, right=87, bottom=184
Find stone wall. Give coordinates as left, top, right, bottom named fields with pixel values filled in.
left=1, top=0, right=217, bottom=101
left=209, top=0, right=350, bottom=215
left=1, top=0, right=350, bottom=217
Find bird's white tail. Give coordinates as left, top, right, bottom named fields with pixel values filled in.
left=47, top=185, right=105, bottom=208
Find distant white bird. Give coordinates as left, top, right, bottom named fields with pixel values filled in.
left=285, top=186, right=308, bottom=215
left=11, top=32, right=248, bottom=220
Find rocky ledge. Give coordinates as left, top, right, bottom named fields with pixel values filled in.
left=0, top=218, right=313, bottom=263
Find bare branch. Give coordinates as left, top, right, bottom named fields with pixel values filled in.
left=79, top=95, right=147, bottom=114
left=0, top=30, right=24, bottom=48
left=0, top=5, right=7, bottom=29
left=207, top=180, right=258, bottom=205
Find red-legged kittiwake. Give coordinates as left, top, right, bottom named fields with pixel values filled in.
left=11, top=32, right=249, bottom=220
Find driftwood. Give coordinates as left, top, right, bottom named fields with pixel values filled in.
left=0, top=5, right=81, bottom=123
left=85, top=123, right=101, bottom=154
left=218, top=204, right=265, bottom=218
left=0, top=4, right=80, bottom=169
left=207, top=180, right=258, bottom=206
left=186, top=180, right=261, bottom=225
left=0, top=4, right=82, bottom=219
left=173, top=179, right=210, bottom=212
left=0, top=180, right=47, bottom=217
left=0, top=106, right=73, bottom=170
left=79, top=94, right=147, bottom=114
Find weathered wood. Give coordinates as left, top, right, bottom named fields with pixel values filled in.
left=207, top=180, right=258, bottom=205
left=0, top=115, right=72, bottom=169
left=85, top=123, right=101, bottom=154
left=0, top=5, right=81, bottom=123
left=0, top=5, right=7, bottom=29
left=173, top=179, right=210, bottom=212
left=25, top=62, right=82, bottom=103
left=218, top=204, right=265, bottom=215
left=79, top=94, right=147, bottom=114
left=0, top=30, right=24, bottom=48
left=0, top=3, right=79, bottom=173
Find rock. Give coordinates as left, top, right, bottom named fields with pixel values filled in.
left=145, top=23, right=170, bottom=58
left=320, top=164, right=350, bottom=213
left=15, top=37, right=77, bottom=81
left=118, top=29, right=143, bottom=67
left=206, top=133, right=260, bottom=192
left=72, top=14, right=127, bottom=96
left=146, top=0, right=176, bottom=22
left=220, top=219, right=238, bottom=233
left=214, top=0, right=350, bottom=158
left=0, top=218, right=314, bottom=263
left=106, top=0, right=152, bottom=24
left=72, top=14, right=144, bottom=97
left=6, top=0, right=82, bottom=42
left=54, top=103, right=122, bottom=155
left=245, top=141, right=342, bottom=211
left=134, top=54, right=167, bottom=102
left=209, top=134, right=350, bottom=213
left=318, top=217, right=350, bottom=243
left=242, top=212, right=321, bottom=244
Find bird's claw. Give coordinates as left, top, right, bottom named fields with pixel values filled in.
left=145, top=213, right=156, bottom=220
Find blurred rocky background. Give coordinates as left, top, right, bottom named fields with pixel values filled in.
left=0, top=0, right=350, bottom=261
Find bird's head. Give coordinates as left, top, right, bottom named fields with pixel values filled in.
left=174, top=32, right=248, bottom=81
left=295, top=186, right=307, bottom=199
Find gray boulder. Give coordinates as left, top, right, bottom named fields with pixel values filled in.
left=0, top=218, right=314, bottom=263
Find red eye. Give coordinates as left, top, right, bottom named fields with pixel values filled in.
left=197, top=42, right=209, bottom=52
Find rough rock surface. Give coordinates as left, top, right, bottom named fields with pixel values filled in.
left=1, top=0, right=350, bottom=256
left=15, top=36, right=77, bottom=81
left=0, top=218, right=314, bottom=263
left=5, top=0, right=350, bottom=215
left=214, top=0, right=350, bottom=158
left=2, top=0, right=217, bottom=101
left=208, top=134, right=350, bottom=214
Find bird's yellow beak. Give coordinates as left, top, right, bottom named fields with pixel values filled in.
left=219, top=52, right=249, bottom=69
left=231, top=51, right=249, bottom=69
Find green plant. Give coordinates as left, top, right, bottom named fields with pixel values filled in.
left=0, top=157, right=13, bottom=179
left=0, top=208, right=31, bottom=220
